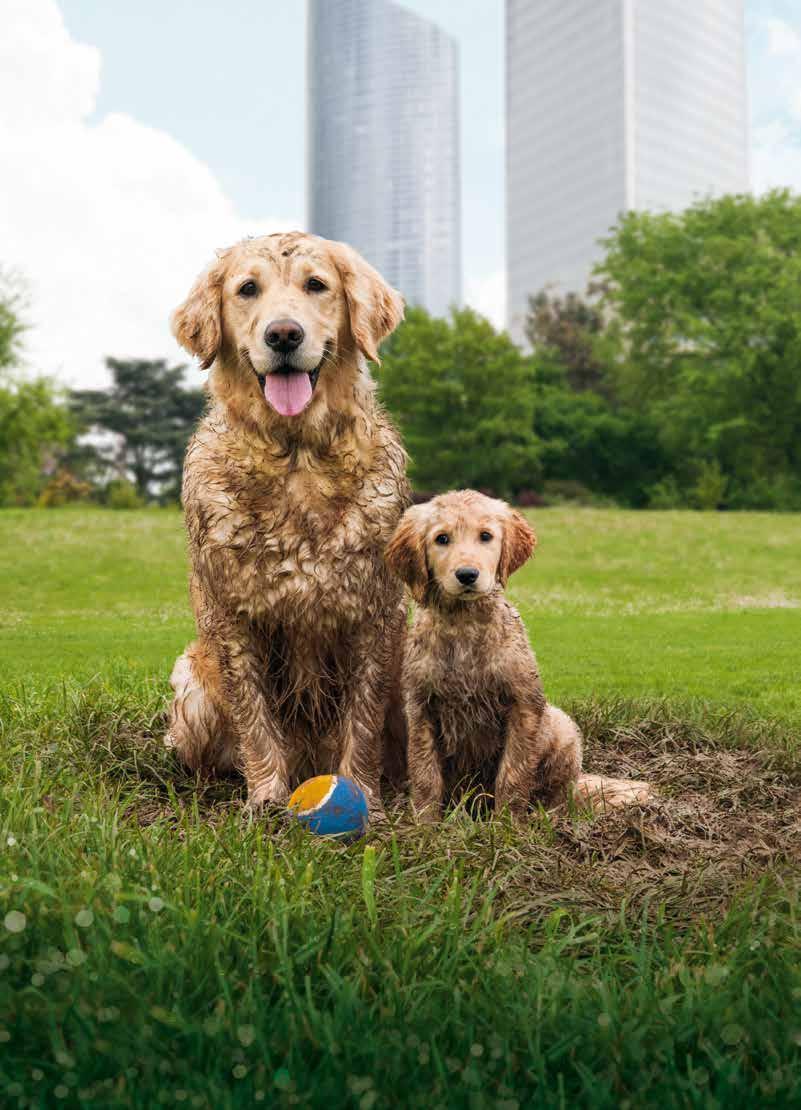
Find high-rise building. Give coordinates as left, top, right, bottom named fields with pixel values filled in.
left=308, top=0, right=461, bottom=317
left=506, top=0, right=749, bottom=339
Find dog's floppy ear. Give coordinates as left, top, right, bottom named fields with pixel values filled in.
left=171, top=253, right=228, bottom=370
left=497, top=509, right=537, bottom=586
left=331, top=242, right=404, bottom=363
left=385, top=506, right=428, bottom=602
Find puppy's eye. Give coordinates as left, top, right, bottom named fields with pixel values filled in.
left=305, top=277, right=327, bottom=293
left=434, top=533, right=450, bottom=546
left=479, top=531, right=493, bottom=543
left=238, top=280, right=258, bottom=298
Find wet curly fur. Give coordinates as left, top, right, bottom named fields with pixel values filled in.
left=385, top=491, right=582, bottom=819
left=386, top=491, right=652, bottom=820
left=164, top=232, right=409, bottom=813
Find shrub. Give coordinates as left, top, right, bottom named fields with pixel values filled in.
left=541, top=480, right=598, bottom=505
left=692, top=460, right=728, bottom=511
left=36, top=469, right=92, bottom=507
left=515, top=488, right=547, bottom=508
left=104, top=479, right=144, bottom=510
left=647, top=476, right=686, bottom=510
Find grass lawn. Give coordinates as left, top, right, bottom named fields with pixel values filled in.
left=1, top=507, right=801, bottom=1108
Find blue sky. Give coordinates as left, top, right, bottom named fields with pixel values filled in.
left=2, top=1, right=800, bottom=385
left=58, top=0, right=506, bottom=307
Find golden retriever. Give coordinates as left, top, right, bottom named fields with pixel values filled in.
left=386, top=490, right=651, bottom=819
left=165, top=231, right=409, bottom=814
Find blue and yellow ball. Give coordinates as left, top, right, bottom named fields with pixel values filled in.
left=287, top=775, right=369, bottom=840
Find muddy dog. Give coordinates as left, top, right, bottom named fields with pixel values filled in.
left=165, top=232, right=408, bottom=814
left=386, top=490, right=652, bottom=820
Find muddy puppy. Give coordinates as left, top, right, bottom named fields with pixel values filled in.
left=385, top=490, right=582, bottom=820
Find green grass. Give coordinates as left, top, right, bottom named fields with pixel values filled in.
left=2, top=507, right=800, bottom=723
left=2, top=507, right=801, bottom=1108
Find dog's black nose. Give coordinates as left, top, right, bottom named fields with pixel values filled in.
left=455, top=566, right=479, bottom=586
left=265, top=318, right=305, bottom=353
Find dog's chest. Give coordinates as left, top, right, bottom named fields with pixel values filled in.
left=414, top=630, right=510, bottom=761
left=193, top=461, right=401, bottom=629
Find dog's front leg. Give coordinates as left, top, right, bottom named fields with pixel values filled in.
left=405, top=696, right=444, bottom=823
left=495, top=690, right=547, bottom=819
left=223, top=631, right=292, bottom=811
left=337, top=620, right=401, bottom=818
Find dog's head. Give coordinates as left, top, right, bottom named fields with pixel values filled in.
left=172, top=232, right=404, bottom=423
left=385, top=490, right=536, bottom=604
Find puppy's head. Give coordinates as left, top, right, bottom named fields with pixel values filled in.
left=385, top=491, right=536, bottom=605
left=171, top=232, right=404, bottom=423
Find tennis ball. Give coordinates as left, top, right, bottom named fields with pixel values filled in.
left=287, top=775, right=369, bottom=841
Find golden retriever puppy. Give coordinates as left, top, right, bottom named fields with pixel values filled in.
left=165, top=232, right=409, bottom=814
left=386, top=491, right=652, bottom=820
left=385, top=490, right=579, bottom=819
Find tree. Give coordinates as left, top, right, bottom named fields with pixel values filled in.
left=523, top=288, right=611, bottom=396
left=0, top=270, right=74, bottom=506
left=70, top=358, right=206, bottom=502
left=0, top=378, right=75, bottom=505
left=0, top=268, right=26, bottom=372
left=597, top=190, right=801, bottom=507
left=532, top=363, right=670, bottom=507
left=377, top=307, right=541, bottom=497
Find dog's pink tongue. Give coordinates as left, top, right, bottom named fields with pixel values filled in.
left=263, top=372, right=312, bottom=417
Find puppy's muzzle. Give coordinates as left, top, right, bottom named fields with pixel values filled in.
left=454, top=567, right=479, bottom=587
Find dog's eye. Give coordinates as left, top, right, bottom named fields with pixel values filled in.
left=479, top=531, right=493, bottom=543
left=306, top=277, right=327, bottom=293
left=238, top=280, right=258, bottom=298
left=434, top=533, right=450, bottom=546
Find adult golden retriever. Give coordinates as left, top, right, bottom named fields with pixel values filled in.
left=165, top=232, right=409, bottom=813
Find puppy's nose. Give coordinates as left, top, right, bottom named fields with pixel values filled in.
left=455, top=566, right=479, bottom=586
left=265, top=318, right=305, bottom=353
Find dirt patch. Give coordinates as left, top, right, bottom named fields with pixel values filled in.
left=503, top=712, right=801, bottom=920
left=105, top=701, right=801, bottom=919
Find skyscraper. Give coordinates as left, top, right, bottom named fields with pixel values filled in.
left=506, top=0, right=749, bottom=339
left=308, top=0, right=461, bottom=317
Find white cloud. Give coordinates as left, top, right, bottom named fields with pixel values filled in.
left=465, top=269, right=506, bottom=331
left=0, top=0, right=298, bottom=388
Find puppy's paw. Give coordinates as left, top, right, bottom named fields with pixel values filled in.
left=573, top=774, right=654, bottom=811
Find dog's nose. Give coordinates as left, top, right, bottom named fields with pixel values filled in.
left=265, top=318, right=305, bottom=353
left=455, top=566, right=480, bottom=586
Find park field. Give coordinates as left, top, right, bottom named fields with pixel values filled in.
left=1, top=507, right=801, bottom=1107
left=1, top=506, right=800, bottom=723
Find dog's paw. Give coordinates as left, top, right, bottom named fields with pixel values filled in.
left=573, top=774, right=654, bottom=811
left=244, top=780, right=290, bottom=819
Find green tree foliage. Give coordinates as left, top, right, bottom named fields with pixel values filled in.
left=0, top=268, right=26, bottom=372
left=0, top=378, right=75, bottom=506
left=597, top=190, right=801, bottom=508
left=532, top=362, right=669, bottom=507
left=70, top=358, right=206, bottom=502
left=377, top=307, right=542, bottom=498
left=0, top=271, right=75, bottom=506
left=524, top=288, right=611, bottom=396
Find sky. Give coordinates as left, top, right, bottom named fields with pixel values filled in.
left=1, top=0, right=800, bottom=388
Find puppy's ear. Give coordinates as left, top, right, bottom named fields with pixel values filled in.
left=385, top=507, right=428, bottom=602
left=331, top=242, right=404, bottom=363
left=497, top=509, right=537, bottom=586
left=171, top=253, right=227, bottom=370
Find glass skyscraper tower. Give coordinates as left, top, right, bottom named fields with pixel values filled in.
left=506, top=0, right=749, bottom=339
left=308, top=0, right=461, bottom=317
